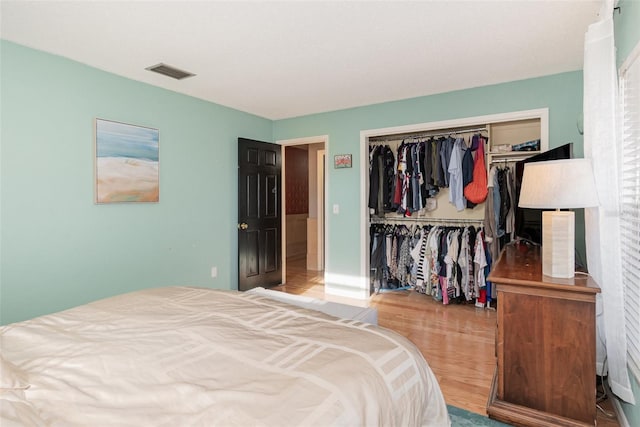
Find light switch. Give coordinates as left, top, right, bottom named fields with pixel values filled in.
left=333, top=204, right=339, bottom=214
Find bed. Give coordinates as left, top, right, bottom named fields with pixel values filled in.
left=0, top=286, right=450, bottom=426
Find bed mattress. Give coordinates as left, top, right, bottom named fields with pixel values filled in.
left=1, top=286, right=449, bottom=426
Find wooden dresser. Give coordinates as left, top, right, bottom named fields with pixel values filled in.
left=486, top=243, right=600, bottom=427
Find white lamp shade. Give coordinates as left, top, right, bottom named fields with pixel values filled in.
left=518, top=158, right=599, bottom=209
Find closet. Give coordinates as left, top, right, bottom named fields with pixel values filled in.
left=363, top=109, right=548, bottom=305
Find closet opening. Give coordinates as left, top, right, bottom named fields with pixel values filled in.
left=359, top=109, right=549, bottom=302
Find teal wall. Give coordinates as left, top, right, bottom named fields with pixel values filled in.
left=615, top=0, right=640, bottom=424
left=274, top=72, right=585, bottom=294
left=615, top=0, right=640, bottom=68
left=0, top=40, right=272, bottom=324
left=626, top=378, right=640, bottom=427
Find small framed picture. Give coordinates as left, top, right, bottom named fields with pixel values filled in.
left=334, top=154, right=352, bottom=169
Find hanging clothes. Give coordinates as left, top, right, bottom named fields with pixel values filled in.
left=483, top=164, right=517, bottom=260
left=473, top=228, right=488, bottom=307
left=370, top=225, right=387, bottom=293
left=463, top=134, right=488, bottom=204
left=369, top=222, right=490, bottom=307
left=461, top=140, right=476, bottom=209
left=411, top=227, right=429, bottom=291
left=504, top=165, right=516, bottom=238
left=484, top=165, right=500, bottom=264
left=368, top=145, right=396, bottom=217
left=439, top=137, right=454, bottom=187
left=370, top=133, right=488, bottom=217
left=448, top=137, right=467, bottom=211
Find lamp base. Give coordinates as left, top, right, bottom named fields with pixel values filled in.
left=542, top=211, right=575, bottom=278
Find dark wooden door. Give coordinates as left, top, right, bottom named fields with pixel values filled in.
left=238, top=138, right=282, bottom=291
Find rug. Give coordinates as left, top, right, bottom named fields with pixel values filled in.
left=448, top=405, right=511, bottom=426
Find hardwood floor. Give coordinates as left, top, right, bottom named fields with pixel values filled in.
left=275, top=256, right=621, bottom=426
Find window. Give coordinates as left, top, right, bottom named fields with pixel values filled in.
left=620, top=42, right=640, bottom=382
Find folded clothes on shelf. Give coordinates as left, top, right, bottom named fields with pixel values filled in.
left=512, top=139, right=540, bottom=151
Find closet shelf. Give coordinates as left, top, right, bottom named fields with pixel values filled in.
left=488, top=150, right=541, bottom=157
left=370, top=216, right=484, bottom=225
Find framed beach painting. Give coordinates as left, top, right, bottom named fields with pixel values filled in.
left=95, top=119, right=159, bottom=203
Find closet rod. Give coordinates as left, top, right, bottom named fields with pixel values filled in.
left=370, top=216, right=484, bottom=225
left=369, top=127, right=488, bottom=143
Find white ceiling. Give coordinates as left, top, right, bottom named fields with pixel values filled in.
left=1, top=0, right=601, bottom=120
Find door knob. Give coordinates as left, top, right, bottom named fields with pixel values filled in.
left=238, top=222, right=249, bottom=230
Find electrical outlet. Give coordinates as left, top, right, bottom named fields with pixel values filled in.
left=211, top=267, right=218, bottom=278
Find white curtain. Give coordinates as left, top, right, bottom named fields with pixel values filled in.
left=583, top=0, right=635, bottom=403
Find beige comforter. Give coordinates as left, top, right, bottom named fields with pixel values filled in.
left=1, top=286, right=449, bottom=426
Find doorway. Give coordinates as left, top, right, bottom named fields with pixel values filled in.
left=280, top=136, right=327, bottom=290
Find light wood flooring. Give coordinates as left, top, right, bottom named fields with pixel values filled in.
left=274, top=256, right=621, bottom=426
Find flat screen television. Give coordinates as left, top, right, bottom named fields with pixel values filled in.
left=514, top=142, right=574, bottom=244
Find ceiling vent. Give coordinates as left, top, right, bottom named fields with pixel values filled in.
left=145, top=63, right=195, bottom=80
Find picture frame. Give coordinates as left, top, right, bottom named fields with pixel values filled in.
left=334, top=154, right=352, bottom=169
left=94, top=118, right=159, bottom=203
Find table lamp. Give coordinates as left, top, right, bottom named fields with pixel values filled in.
left=518, top=158, right=599, bottom=278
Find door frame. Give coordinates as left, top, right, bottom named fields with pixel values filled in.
left=315, top=149, right=325, bottom=271
left=278, top=135, right=329, bottom=285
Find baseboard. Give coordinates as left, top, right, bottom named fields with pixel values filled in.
left=611, top=397, right=631, bottom=427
